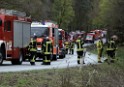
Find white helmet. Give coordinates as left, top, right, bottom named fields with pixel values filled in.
left=111, top=35, right=118, bottom=41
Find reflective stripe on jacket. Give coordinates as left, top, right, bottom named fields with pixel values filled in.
left=64, top=41, right=69, bottom=48
left=107, top=40, right=116, bottom=51
left=29, top=39, right=37, bottom=52
left=96, top=40, right=103, bottom=50
left=76, top=39, right=83, bottom=51
left=43, top=59, right=51, bottom=62
left=42, top=40, right=52, bottom=54
left=69, top=42, right=75, bottom=49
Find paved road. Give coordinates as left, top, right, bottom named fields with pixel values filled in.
left=0, top=52, right=100, bottom=72
left=0, top=38, right=106, bottom=72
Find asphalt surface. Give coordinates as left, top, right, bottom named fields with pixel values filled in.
left=0, top=38, right=106, bottom=73
left=0, top=52, right=99, bottom=73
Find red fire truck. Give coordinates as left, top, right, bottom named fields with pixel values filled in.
left=85, top=33, right=95, bottom=43
left=31, top=21, right=59, bottom=60
left=58, top=29, right=66, bottom=58
left=85, top=30, right=102, bottom=43
left=0, top=9, right=31, bottom=65
left=58, top=29, right=65, bottom=48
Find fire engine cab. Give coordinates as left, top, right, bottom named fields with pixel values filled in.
left=85, top=30, right=102, bottom=43
left=0, top=9, right=31, bottom=65
left=31, top=21, right=59, bottom=60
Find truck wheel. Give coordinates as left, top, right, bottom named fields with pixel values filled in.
left=59, top=55, right=62, bottom=59
left=11, top=52, right=23, bottom=65
left=0, top=51, right=3, bottom=65
left=59, top=54, right=65, bottom=59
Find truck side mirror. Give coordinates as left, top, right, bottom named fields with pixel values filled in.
left=0, top=19, right=2, bottom=26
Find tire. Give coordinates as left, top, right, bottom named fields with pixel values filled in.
left=0, top=51, right=3, bottom=65
left=59, top=54, right=65, bottom=59
left=11, top=51, right=23, bottom=65
left=59, top=55, right=63, bottom=59
left=0, top=46, right=5, bottom=65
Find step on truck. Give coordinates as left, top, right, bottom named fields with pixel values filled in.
left=0, top=9, right=31, bottom=65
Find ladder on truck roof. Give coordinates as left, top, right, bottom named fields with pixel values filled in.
left=0, top=9, right=26, bottom=17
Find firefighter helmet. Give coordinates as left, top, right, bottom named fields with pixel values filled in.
left=45, top=36, right=49, bottom=40
left=33, top=33, right=37, bottom=39
left=111, top=35, right=118, bottom=41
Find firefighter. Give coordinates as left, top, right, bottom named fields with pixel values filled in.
left=64, top=40, right=69, bottom=54
left=76, top=36, right=85, bottom=64
left=96, top=37, right=103, bottom=63
left=105, top=36, right=117, bottom=63
left=42, top=37, right=52, bottom=65
left=69, top=40, right=75, bottom=55
left=28, top=36, right=37, bottom=65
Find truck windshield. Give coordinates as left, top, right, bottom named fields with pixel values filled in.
left=31, top=27, right=49, bottom=37
left=86, top=34, right=93, bottom=40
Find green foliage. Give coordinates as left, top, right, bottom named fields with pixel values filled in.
left=73, top=0, right=91, bottom=30
left=52, top=0, right=74, bottom=29
left=93, top=0, right=124, bottom=42
left=1, top=0, right=124, bottom=41
left=0, top=59, right=124, bottom=87
left=72, top=0, right=100, bottom=31
left=0, top=0, right=52, bottom=20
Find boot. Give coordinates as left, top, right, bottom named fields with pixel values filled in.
left=77, top=60, right=80, bottom=64
left=98, top=61, right=102, bottom=63
left=47, top=62, right=51, bottom=65
left=110, top=60, right=114, bottom=63
left=104, top=59, right=108, bottom=62
left=30, top=62, right=35, bottom=65
left=83, top=61, right=85, bottom=64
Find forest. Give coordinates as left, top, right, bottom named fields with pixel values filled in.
left=0, top=0, right=124, bottom=43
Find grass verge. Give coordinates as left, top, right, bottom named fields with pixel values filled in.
left=0, top=46, right=124, bottom=87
